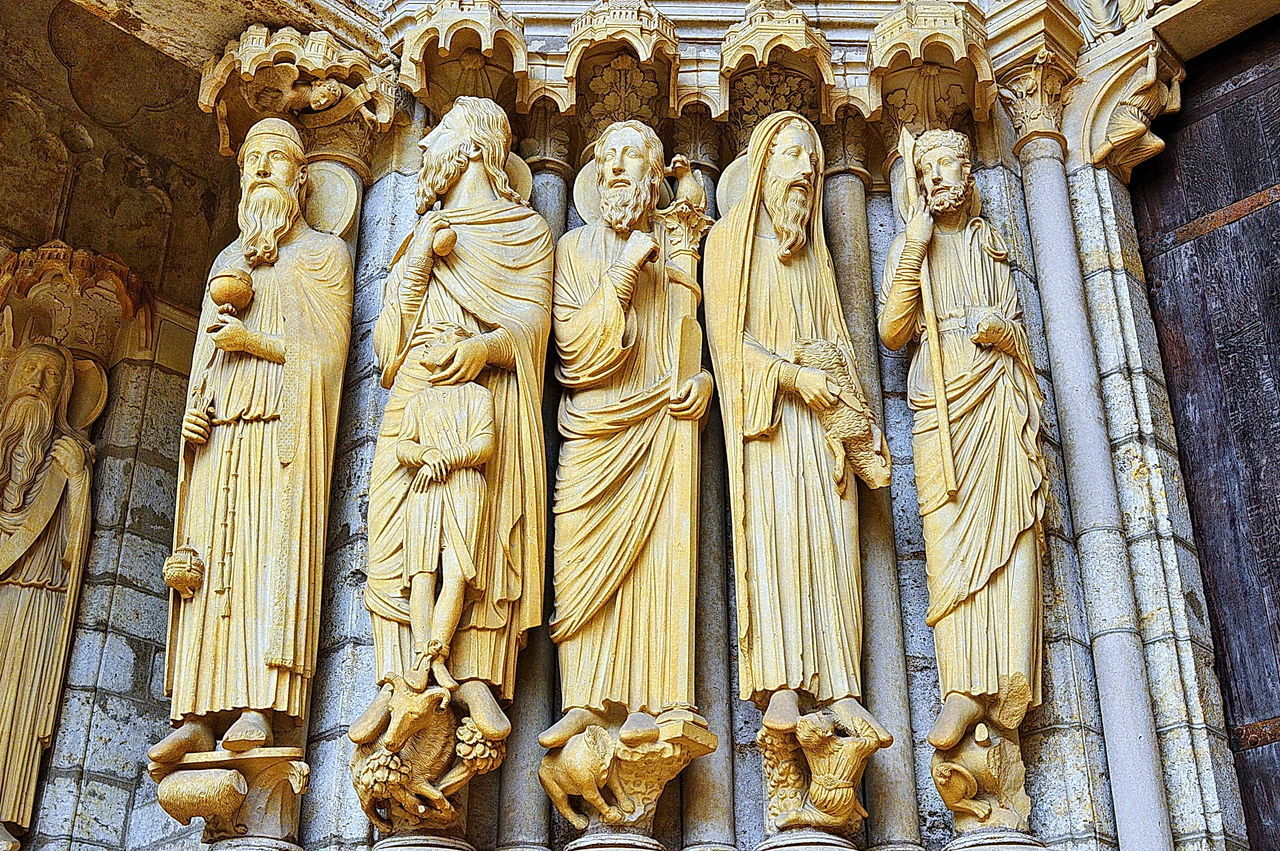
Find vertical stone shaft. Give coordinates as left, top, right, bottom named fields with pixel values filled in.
left=1017, top=134, right=1174, bottom=850
left=496, top=158, right=569, bottom=851
left=823, top=167, right=923, bottom=851
left=681, top=167, right=736, bottom=851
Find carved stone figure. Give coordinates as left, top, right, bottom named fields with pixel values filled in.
left=879, top=128, right=1046, bottom=835
left=353, top=95, right=553, bottom=835
left=705, top=111, right=892, bottom=839
left=540, top=119, right=716, bottom=835
left=148, top=117, right=353, bottom=846
left=1094, top=43, right=1184, bottom=182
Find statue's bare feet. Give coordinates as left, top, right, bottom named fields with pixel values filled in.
left=457, top=679, right=510, bottom=740
left=619, top=711, right=659, bottom=746
left=148, top=717, right=214, bottom=763
left=350, top=683, right=393, bottom=744
left=539, top=707, right=596, bottom=749
left=223, top=709, right=272, bottom=752
left=831, top=695, right=894, bottom=747
left=432, top=658, right=459, bottom=691
left=763, top=688, right=801, bottom=732
left=928, top=693, right=986, bottom=751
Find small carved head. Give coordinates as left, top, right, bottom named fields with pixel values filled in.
left=594, top=120, right=665, bottom=234
left=913, top=129, right=974, bottom=216
left=418, top=96, right=520, bottom=214
left=237, top=118, right=308, bottom=267
left=383, top=678, right=451, bottom=753
left=307, top=78, right=344, bottom=112
left=420, top=322, right=473, bottom=372
left=762, top=116, right=819, bottom=262
left=0, top=343, right=71, bottom=510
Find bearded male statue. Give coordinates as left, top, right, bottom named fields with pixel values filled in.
left=705, top=111, right=893, bottom=837
left=0, top=340, right=93, bottom=849
left=148, top=117, right=352, bottom=811
left=350, top=95, right=553, bottom=834
left=537, top=119, right=716, bottom=837
left=880, top=128, right=1047, bottom=833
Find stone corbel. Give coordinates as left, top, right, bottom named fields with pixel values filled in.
left=398, top=0, right=530, bottom=117
left=564, top=0, right=680, bottom=133
left=719, top=0, right=835, bottom=141
left=866, top=1, right=996, bottom=164
left=819, top=109, right=872, bottom=187
left=519, top=99, right=573, bottom=181
left=1062, top=29, right=1184, bottom=181
left=990, top=0, right=1084, bottom=156
left=198, top=24, right=397, bottom=185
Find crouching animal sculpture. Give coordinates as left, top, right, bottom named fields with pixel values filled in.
left=349, top=675, right=505, bottom=832
left=793, top=338, right=891, bottom=491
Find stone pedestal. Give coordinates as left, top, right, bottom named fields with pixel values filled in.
left=567, top=831, right=665, bottom=851
left=756, top=828, right=857, bottom=851
left=375, top=834, right=477, bottom=851
left=211, top=839, right=305, bottom=851
left=943, top=829, right=1045, bottom=850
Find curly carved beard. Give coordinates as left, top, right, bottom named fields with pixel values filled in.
left=0, top=393, right=54, bottom=512
left=927, top=181, right=970, bottom=215
left=239, top=181, right=301, bottom=267
left=600, top=176, right=652, bottom=235
left=763, top=173, right=813, bottom=262
left=416, top=136, right=470, bottom=214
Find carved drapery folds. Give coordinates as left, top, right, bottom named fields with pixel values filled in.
left=198, top=24, right=396, bottom=183
left=399, top=0, right=530, bottom=117
left=0, top=241, right=147, bottom=844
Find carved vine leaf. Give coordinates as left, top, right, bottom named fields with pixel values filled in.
left=673, top=110, right=720, bottom=168
left=583, top=54, right=660, bottom=141
left=729, top=67, right=820, bottom=151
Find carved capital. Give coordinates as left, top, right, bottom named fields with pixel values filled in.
left=868, top=1, right=995, bottom=155
left=399, top=0, right=529, bottom=116
left=199, top=25, right=396, bottom=182
left=566, top=0, right=679, bottom=118
left=998, top=48, right=1074, bottom=154
left=519, top=100, right=572, bottom=178
left=673, top=108, right=722, bottom=176
left=820, top=110, right=870, bottom=183
left=728, top=66, right=821, bottom=155
left=721, top=0, right=834, bottom=123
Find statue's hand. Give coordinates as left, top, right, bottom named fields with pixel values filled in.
left=669, top=370, right=713, bottom=420
left=905, top=198, right=934, bottom=246
left=621, top=230, right=659, bottom=270
left=405, top=213, right=448, bottom=284
left=51, top=436, right=87, bottom=481
left=429, top=336, right=487, bottom=385
left=412, top=448, right=449, bottom=491
left=210, top=314, right=255, bottom=353
left=795, top=367, right=838, bottom=409
left=970, top=308, right=1010, bottom=350
left=182, top=408, right=212, bottom=445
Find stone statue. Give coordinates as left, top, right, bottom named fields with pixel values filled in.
left=705, top=110, right=893, bottom=839
left=352, top=95, right=553, bottom=834
left=0, top=337, right=94, bottom=849
left=148, top=117, right=353, bottom=846
left=539, top=119, right=716, bottom=836
left=1095, top=43, right=1184, bottom=182
left=879, top=128, right=1047, bottom=834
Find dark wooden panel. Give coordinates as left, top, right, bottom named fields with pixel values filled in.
left=1133, top=13, right=1280, bottom=846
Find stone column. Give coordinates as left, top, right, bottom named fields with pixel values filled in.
left=671, top=107, right=735, bottom=851
left=496, top=101, right=573, bottom=851
left=821, top=112, right=923, bottom=851
left=999, top=56, right=1175, bottom=851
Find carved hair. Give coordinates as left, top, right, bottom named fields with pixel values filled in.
left=594, top=120, right=665, bottom=211
left=448, top=96, right=524, bottom=205
left=913, top=129, right=972, bottom=170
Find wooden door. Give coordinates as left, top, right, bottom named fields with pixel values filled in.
left=1131, top=17, right=1280, bottom=845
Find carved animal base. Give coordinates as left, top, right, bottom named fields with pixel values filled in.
left=941, top=828, right=1045, bottom=850
left=541, top=717, right=717, bottom=835
left=149, top=747, right=309, bottom=845
left=757, top=707, right=885, bottom=836
left=756, top=827, right=859, bottom=851
left=931, top=724, right=1031, bottom=834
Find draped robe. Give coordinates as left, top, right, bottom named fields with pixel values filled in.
left=880, top=221, right=1045, bottom=713
left=552, top=221, right=698, bottom=714
left=0, top=451, right=89, bottom=826
left=706, top=112, right=868, bottom=705
left=166, top=224, right=352, bottom=722
left=367, top=200, right=552, bottom=699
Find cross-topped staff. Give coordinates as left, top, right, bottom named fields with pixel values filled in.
left=898, top=127, right=957, bottom=498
